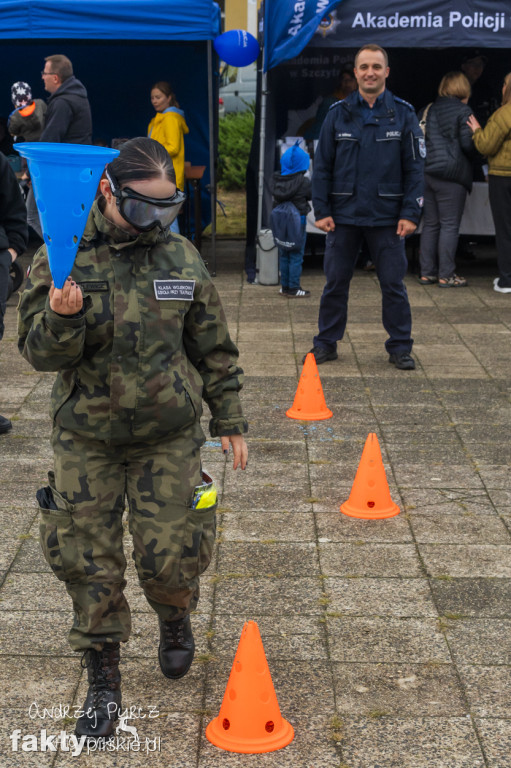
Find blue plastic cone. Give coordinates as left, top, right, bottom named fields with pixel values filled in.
left=15, top=143, right=119, bottom=288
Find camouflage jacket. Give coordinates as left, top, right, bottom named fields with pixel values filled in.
left=18, top=201, right=247, bottom=444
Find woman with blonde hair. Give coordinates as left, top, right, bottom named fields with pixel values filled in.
left=148, top=81, right=189, bottom=232
left=418, top=71, right=475, bottom=287
left=468, top=73, right=511, bottom=293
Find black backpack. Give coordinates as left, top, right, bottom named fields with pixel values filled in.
left=270, top=201, right=303, bottom=251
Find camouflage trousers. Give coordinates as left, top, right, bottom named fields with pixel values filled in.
left=38, top=422, right=216, bottom=651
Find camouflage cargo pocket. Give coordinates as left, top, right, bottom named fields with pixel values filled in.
left=135, top=503, right=217, bottom=604
left=181, top=502, right=217, bottom=583
left=37, top=472, right=81, bottom=582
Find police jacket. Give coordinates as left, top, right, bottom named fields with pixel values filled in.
left=18, top=201, right=248, bottom=445
left=40, top=76, right=92, bottom=144
left=419, top=97, right=475, bottom=191
left=312, top=89, right=425, bottom=226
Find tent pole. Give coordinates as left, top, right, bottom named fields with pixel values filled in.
left=207, top=39, right=217, bottom=275
left=256, top=48, right=267, bottom=252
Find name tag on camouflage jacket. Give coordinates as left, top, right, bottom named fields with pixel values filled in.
left=154, top=279, right=195, bottom=301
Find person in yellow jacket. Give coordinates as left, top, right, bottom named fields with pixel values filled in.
left=468, top=73, right=511, bottom=293
left=148, top=81, right=189, bottom=232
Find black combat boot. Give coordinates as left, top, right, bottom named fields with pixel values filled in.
left=75, top=643, right=122, bottom=740
left=158, top=615, right=195, bottom=679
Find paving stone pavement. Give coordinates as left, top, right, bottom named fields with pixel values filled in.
left=1, top=240, right=510, bottom=767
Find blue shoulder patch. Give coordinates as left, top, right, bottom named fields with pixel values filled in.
left=328, top=98, right=346, bottom=111
left=394, top=96, right=415, bottom=111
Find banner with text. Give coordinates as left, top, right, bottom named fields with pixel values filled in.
left=265, top=0, right=511, bottom=70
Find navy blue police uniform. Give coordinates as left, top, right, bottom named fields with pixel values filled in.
left=311, top=88, right=425, bottom=358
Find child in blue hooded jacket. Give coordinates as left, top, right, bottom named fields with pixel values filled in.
left=272, top=141, right=311, bottom=297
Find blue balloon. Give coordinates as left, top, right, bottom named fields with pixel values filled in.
left=214, top=29, right=260, bottom=67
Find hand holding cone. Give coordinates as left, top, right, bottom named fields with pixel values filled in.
left=15, top=142, right=119, bottom=288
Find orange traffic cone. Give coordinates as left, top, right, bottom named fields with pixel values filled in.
left=205, top=621, right=294, bottom=753
left=286, top=353, right=333, bottom=420
left=340, top=433, right=400, bottom=519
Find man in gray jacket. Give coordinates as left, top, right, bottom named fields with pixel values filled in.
left=40, top=54, right=92, bottom=144
left=25, top=55, right=93, bottom=239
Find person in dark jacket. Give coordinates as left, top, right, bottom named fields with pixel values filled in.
left=0, top=151, right=29, bottom=434
left=305, top=44, right=424, bottom=369
left=418, top=72, right=475, bottom=287
left=8, top=80, right=48, bottom=240
left=272, top=141, right=311, bottom=297
left=8, top=81, right=47, bottom=142
left=40, top=54, right=92, bottom=144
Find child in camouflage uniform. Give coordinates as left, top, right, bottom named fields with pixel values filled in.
left=18, top=138, right=248, bottom=741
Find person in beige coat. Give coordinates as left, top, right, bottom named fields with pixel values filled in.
left=468, top=73, right=511, bottom=293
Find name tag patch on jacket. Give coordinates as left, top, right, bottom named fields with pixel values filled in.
left=154, top=279, right=195, bottom=301
left=79, top=281, right=109, bottom=292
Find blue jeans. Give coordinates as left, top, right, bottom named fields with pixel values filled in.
left=279, top=215, right=306, bottom=290
left=314, top=225, right=413, bottom=354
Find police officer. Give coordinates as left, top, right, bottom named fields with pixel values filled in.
left=305, top=44, right=425, bottom=370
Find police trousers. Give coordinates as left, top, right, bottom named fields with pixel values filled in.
left=38, top=422, right=216, bottom=651
left=314, top=225, right=413, bottom=355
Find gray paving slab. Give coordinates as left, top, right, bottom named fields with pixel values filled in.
left=340, top=716, right=485, bottom=767
left=420, top=544, right=511, bottom=578
left=214, top=576, right=324, bottom=616
left=320, top=542, right=423, bottom=578
left=325, top=578, right=437, bottom=617
left=0, top=656, right=78, bottom=709
left=460, top=665, right=511, bottom=718
left=332, top=661, right=466, bottom=717
left=475, top=719, right=511, bottom=768
left=409, top=512, right=510, bottom=543
left=430, top=577, right=511, bottom=618
left=217, top=541, right=319, bottom=577
left=445, top=618, right=511, bottom=664
left=220, top=510, right=316, bottom=542
left=1, top=241, right=510, bottom=766
left=400, top=487, right=496, bottom=515
left=315, top=509, right=413, bottom=542
left=326, top=617, right=451, bottom=663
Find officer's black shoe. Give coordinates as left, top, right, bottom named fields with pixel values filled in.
left=302, top=346, right=338, bottom=365
left=0, top=415, right=12, bottom=434
left=75, top=643, right=121, bottom=741
left=158, top=615, right=195, bottom=679
left=388, top=352, right=416, bottom=370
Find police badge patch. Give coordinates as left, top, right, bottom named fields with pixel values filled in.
left=417, top=197, right=424, bottom=208
left=418, top=137, right=426, bottom=158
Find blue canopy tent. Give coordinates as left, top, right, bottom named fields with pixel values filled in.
left=0, top=0, right=221, bottom=271
left=248, top=0, right=511, bottom=277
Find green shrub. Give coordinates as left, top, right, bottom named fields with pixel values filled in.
left=218, top=107, right=255, bottom=190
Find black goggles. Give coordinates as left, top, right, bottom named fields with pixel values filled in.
left=105, top=167, right=186, bottom=231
